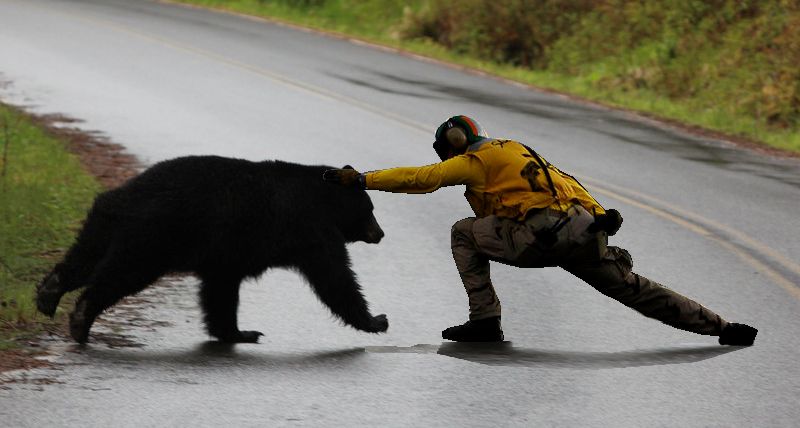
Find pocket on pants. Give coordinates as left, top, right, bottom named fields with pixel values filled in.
left=471, top=216, right=507, bottom=260
left=503, top=220, right=540, bottom=262
left=605, top=246, right=633, bottom=277
left=474, top=215, right=549, bottom=266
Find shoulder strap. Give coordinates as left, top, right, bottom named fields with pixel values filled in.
left=522, top=144, right=558, bottom=199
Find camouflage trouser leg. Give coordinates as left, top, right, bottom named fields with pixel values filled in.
left=451, top=218, right=502, bottom=320
left=450, top=208, right=590, bottom=320
left=561, top=246, right=729, bottom=336
left=452, top=207, right=729, bottom=335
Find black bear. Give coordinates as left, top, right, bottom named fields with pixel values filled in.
left=35, top=156, right=388, bottom=344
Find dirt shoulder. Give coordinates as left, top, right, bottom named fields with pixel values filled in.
left=28, top=113, right=141, bottom=189
left=0, top=109, right=141, bottom=375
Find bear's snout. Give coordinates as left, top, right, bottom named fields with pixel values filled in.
left=363, top=215, right=385, bottom=244
left=365, top=228, right=384, bottom=244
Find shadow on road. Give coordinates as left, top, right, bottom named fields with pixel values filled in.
left=78, top=341, right=367, bottom=369
left=76, top=341, right=743, bottom=371
left=366, top=342, right=742, bottom=369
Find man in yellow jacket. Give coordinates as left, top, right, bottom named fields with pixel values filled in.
left=324, top=115, right=757, bottom=345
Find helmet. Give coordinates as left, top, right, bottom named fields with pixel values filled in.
left=433, top=115, right=489, bottom=161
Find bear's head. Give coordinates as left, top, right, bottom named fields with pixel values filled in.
left=324, top=177, right=384, bottom=244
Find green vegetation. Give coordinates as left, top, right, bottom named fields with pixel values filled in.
left=0, top=104, right=100, bottom=348
left=175, top=0, right=800, bottom=152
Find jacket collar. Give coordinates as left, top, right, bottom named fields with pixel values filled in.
left=466, top=137, right=492, bottom=153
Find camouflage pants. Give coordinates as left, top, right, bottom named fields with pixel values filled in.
left=450, top=205, right=728, bottom=335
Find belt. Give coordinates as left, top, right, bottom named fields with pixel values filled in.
left=525, top=206, right=569, bottom=220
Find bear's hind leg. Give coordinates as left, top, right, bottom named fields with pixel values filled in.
left=69, top=255, right=164, bottom=344
left=199, top=275, right=262, bottom=343
left=37, top=217, right=113, bottom=317
left=36, top=269, right=70, bottom=319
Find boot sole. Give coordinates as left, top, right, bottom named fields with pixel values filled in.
left=442, top=332, right=505, bottom=342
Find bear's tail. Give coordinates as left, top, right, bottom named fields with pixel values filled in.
left=36, top=209, right=116, bottom=317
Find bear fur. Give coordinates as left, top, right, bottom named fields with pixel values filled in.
left=36, top=156, right=388, bottom=344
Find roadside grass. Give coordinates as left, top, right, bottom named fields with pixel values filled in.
left=0, top=104, right=100, bottom=349
left=172, top=0, right=800, bottom=153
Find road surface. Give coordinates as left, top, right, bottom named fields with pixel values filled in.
left=1, top=0, right=799, bottom=426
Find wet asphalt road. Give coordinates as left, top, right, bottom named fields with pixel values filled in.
left=1, top=0, right=800, bottom=426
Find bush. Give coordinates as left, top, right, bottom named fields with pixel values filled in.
left=401, top=0, right=799, bottom=132
left=400, top=0, right=594, bottom=68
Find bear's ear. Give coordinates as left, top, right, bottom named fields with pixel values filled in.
left=342, top=165, right=355, bottom=170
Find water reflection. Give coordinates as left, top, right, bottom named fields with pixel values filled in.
left=366, top=342, right=740, bottom=369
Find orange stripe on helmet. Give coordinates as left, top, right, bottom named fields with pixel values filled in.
left=458, top=116, right=479, bottom=135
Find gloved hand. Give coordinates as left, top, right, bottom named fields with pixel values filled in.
left=588, top=209, right=623, bottom=236
left=322, top=165, right=365, bottom=188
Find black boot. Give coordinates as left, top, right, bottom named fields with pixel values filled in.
left=718, top=323, right=758, bottom=346
left=442, top=316, right=504, bottom=342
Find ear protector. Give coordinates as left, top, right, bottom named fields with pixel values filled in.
left=444, top=126, right=468, bottom=150
left=433, top=115, right=488, bottom=161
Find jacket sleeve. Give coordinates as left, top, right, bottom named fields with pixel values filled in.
left=365, top=155, right=483, bottom=194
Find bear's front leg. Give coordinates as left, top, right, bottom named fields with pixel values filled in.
left=366, top=314, right=389, bottom=333
left=296, top=247, right=388, bottom=334
left=199, top=275, right=263, bottom=343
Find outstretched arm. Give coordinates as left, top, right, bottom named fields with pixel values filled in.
left=323, top=155, right=484, bottom=194
left=364, top=155, right=483, bottom=193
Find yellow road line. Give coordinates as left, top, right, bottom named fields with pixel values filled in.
left=20, top=0, right=800, bottom=300
left=585, top=177, right=800, bottom=278
left=25, top=0, right=431, bottom=136
left=711, top=234, right=800, bottom=301
left=588, top=183, right=800, bottom=300
left=589, top=187, right=713, bottom=237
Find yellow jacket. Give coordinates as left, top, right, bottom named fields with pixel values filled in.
left=365, top=139, right=605, bottom=221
